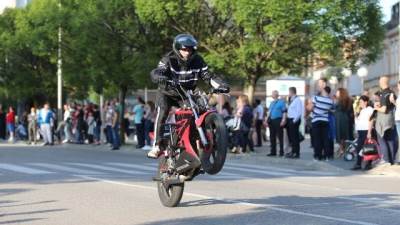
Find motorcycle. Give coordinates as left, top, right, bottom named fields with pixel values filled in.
left=153, top=83, right=229, bottom=207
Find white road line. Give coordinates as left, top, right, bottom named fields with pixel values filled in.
left=106, top=163, right=157, bottom=172
left=223, top=166, right=292, bottom=176
left=226, top=162, right=336, bottom=176
left=336, top=197, right=400, bottom=213
left=66, top=163, right=148, bottom=175
left=0, top=163, right=54, bottom=175
left=74, top=175, right=379, bottom=225
left=30, top=163, right=105, bottom=175
left=206, top=175, right=246, bottom=180
left=144, top=163, right=158, bottom=167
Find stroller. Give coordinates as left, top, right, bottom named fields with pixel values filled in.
left=344, top=138, right=381, bottom=170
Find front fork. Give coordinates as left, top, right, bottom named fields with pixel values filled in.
left=187, top=94, right=209, bottom=147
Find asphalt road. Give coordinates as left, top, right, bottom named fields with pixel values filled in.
left=1, top=144, right=399, bottom=225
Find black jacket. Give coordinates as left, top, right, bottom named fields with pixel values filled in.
left=151, top=51, right=225, bottom=95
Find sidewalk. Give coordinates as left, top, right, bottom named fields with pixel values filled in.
left=226, top=138, right=400, bottom=177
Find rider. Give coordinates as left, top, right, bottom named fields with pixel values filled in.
left=147, top=34, right=229, bottom=158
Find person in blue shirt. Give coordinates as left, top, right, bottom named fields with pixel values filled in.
left=267, top=90, right=287, bottom=156
left=133, top=97, right=145, bottom=149
left=38, top=103, right=54, bottom=146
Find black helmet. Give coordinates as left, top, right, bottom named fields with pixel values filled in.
left=173, top=34, right=198, bottom=61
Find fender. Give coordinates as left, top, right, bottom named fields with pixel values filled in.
left=195, top=110, right=216, bottom=127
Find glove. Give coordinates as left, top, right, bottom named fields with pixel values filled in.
left=157, top=76, right=168, bottom=86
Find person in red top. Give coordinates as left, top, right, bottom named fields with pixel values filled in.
left=6, top=106, right=15, bottom=143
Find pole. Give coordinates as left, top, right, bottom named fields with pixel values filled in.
left=57, top=0, right=63, bottom=123
left=144, top=87, right=148, bottom=103
left=100, top=94, right=104, bottom=142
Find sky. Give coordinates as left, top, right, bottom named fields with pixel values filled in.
left=381, top=0, right=399, bottom=22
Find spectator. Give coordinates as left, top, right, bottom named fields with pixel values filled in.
left=394, top=81, right=400, bottom=165
left=6, top=106, right=15, bottom=143
left=254, top=99, right=264, bottom=147
left=62, top=104, right=73, bottom=143
left=216, top=95, right=231, bottom=119
left=38, top=103, right=53, bottom=146
left=308, top=84, right=334, bottom=161
left=143, top=101, right=155, bottom=150
left=133, top=97, right=145, bottom=149
left=86, top=111, right=95, bottom=144
left=27, top=107, right=37, bottom=145
left=55, top=104, right=70, bottom=143
left=239, top=95, right=254, bottom=153
left=75, top=104, right=85, bottom=144
left=93, top=104, right=101, bottom=145
left=0, top=105, right=6, bottom=140
left=266, top=90, right=286, bottom=157
left=111, top=102, right=120, bottom=150
left=104, top=102, right=112, bottom=144
left=335, top=88, right=354, bottom=157
left=375, top=76, right=396, bottom=165
left=231, top=95, right=254, bottom=153
left=352, top=95, right=374, bottom=170
left=286, top=87, right=304, bottom=158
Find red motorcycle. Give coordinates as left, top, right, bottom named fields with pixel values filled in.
left=153, top=84, right=228, bottom=207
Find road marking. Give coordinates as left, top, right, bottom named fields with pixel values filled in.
left=205, top=174, right=246, bottom=180
left=226, top=162, right=337, bottom=176
left=30, top=163, right=104, bottom=175
left=0, top=163, right=54, bottom=175
left=223, top=165, right=292, bottom=176
left=66, top=163, right=148, bottom=175
left=106, top=163, right=157, bottom=172
left=146, top=162, right=333, bottom=177
left=75, top=175, right=379, bottom=225
left=336, top=196, right=400, bottom=214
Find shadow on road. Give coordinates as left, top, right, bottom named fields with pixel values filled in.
left=141, top=193, right=400, bottom=225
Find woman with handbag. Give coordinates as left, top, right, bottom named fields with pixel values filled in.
left=352, top=95, right=374, bottom=170
left=231, top=95, right=254, bottom=153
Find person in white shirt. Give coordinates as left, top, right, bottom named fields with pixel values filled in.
left=254, top=99, right=264, bottom=147
left=63, top=104, right=72, bottom=143
left=352, top=95, right=374, bottom=170
left=286, top=87, right=304, bottom=158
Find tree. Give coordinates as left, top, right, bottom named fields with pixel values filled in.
left=61, top=0, right=161, bottom=142
left=0, top=2, right=60, bottom=107
left=135, top=0, right=385, bottom=102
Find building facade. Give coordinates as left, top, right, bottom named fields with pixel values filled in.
left=0, top=0, right=32, bottom=13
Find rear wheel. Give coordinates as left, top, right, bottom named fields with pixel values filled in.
left=200, top=112, right=228, bottom=175
left=157, top=155, right=184, bottom=207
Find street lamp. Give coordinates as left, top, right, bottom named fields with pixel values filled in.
left=341, top=68, right=352, bottom=89
left=57, top=0, right=62, bottom=124
left=341, top=68, right=352, bottom=77
left=357, top=66, right=368, bottom=94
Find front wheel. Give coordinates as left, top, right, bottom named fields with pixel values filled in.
left=157, top=156, right=184, bottom=207
left=200, top=112, right=228, bottom=175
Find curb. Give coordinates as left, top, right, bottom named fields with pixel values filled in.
left=226, top=152, right=348, bottom=172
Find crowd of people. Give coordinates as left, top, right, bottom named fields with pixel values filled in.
left=1, top=76, right=400, bottom=169
left=214, top=76, right=400, bottom=170
left=0, top=97, right=157, bottom=151
left=215, top=87, right=304, bottom=159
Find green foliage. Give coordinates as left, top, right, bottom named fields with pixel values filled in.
left=0, top=0, right=385, bottom=103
